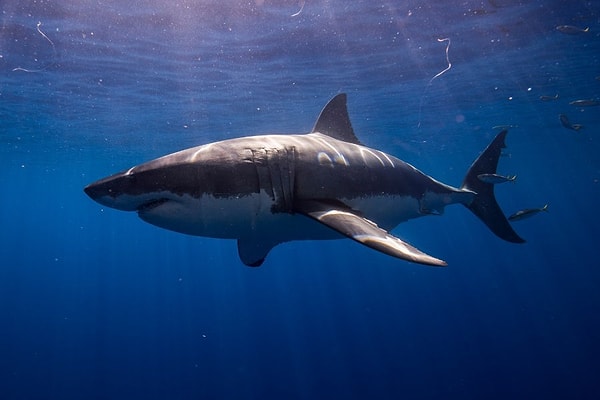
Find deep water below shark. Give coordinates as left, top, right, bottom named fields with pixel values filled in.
left=1, top=1, right=600, bottom=399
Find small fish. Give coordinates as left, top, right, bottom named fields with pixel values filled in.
left=508, top=204, right=549, bottom=222
left=492, top=124, right=517, bottom=130
left=477, top=173, right=517, bottom=184
left=556, top=25, right=590, bottom=34
left=569, top=99, right=600, bottom=107
left=540, top=94, right=559, bottom=101
left=468, top=9, right=495, bottom=16
left=559, top=114, right=583, bottom=131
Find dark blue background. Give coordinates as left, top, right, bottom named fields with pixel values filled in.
left=1, top=1, right=599, bottom=399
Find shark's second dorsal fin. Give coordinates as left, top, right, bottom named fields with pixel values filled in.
left=311, top=93, right=361, bottom=145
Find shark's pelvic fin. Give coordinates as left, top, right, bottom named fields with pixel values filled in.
left=311, top=93, right=362, bottom=145
left=295, top=199, right=447, bottom=266
left=461, top=130, right=525, bottom=243
left=237, top=237, right=279, bottom=267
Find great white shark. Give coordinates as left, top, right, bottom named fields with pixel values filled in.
left=84, top=94, right=524, bottom=267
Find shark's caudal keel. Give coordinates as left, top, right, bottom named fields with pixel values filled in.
left=85, top=94, right=524, bottom=267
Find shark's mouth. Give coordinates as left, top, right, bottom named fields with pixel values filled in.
left=137, top=198, right=170, bottom=213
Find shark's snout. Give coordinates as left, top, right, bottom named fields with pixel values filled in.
left=83, top=180, right=108, bottom=201
left=84, top=171, right=124, bottom=200
left=84, top=172, right=143, bottom=212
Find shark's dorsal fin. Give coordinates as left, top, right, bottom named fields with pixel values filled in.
left=295, top=199, right=447, bottom=266
left=311, top=93, right=362, bottom=145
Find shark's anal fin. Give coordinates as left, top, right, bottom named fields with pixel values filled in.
left=295, top=200, right=447, bottom=266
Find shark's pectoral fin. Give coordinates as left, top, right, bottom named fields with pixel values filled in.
left=237, top=237, right=279, bottom=267
left=295, top=200, right=447, bottom=266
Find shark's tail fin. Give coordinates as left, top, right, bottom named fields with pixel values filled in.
left=460, top=130, right=525, bottom=243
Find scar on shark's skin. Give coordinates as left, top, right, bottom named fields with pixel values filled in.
left=85, top=94, right=524, bottom=267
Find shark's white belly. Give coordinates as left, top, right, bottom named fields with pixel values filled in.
left=137, top=190, right=425, bottom=241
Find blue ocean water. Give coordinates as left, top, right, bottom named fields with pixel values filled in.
left=2, top=0, right=600, bottom=399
